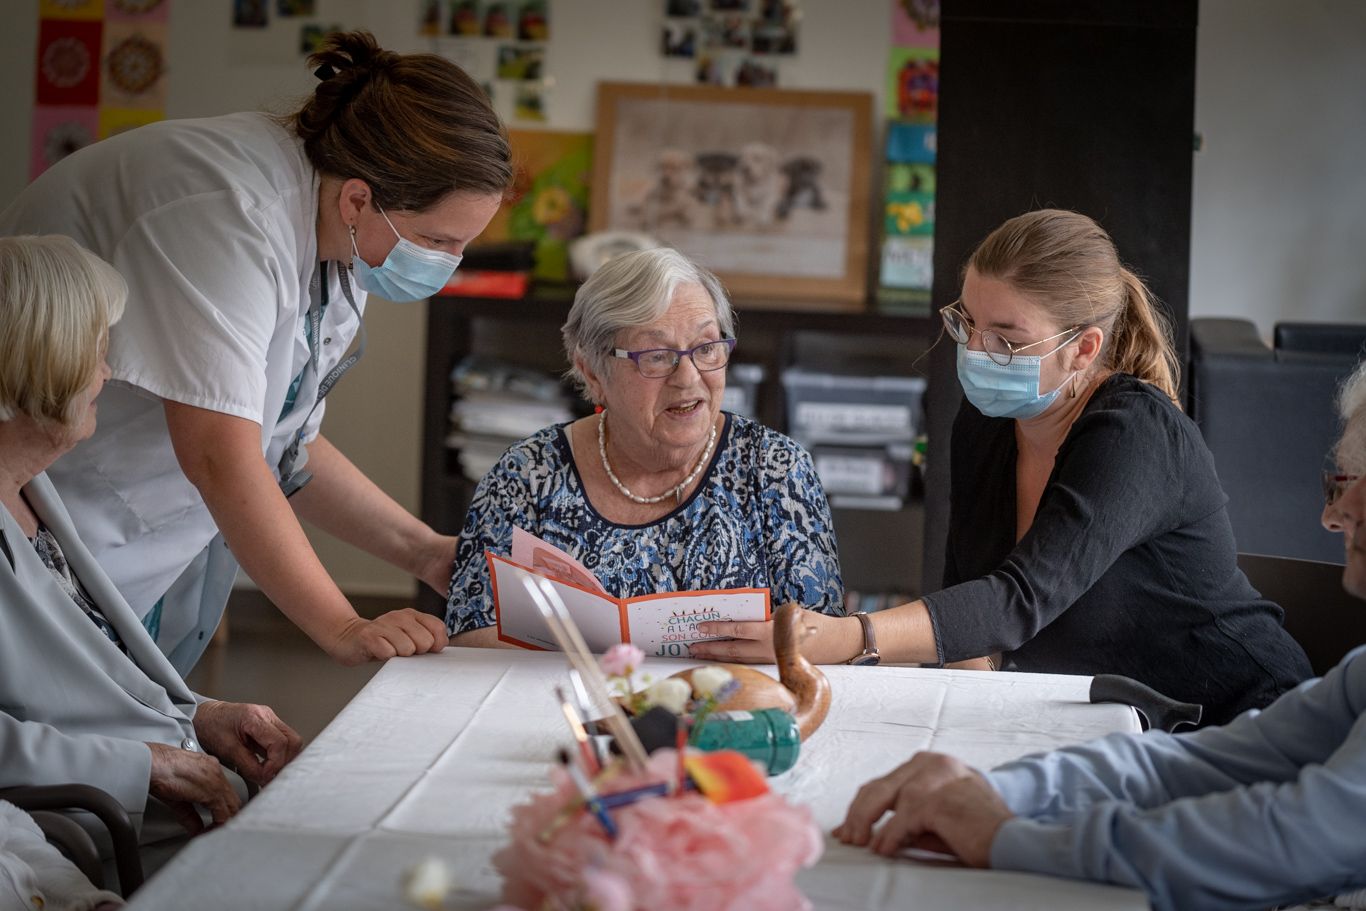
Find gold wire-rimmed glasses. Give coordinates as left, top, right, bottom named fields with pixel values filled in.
left=940, top=300, right=1079, bottom=366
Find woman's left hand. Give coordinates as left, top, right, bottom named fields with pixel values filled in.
left=691, top=609, right=863, bottom=664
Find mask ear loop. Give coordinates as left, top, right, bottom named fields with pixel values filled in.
left=1040, top=328, right=1084, bottom=399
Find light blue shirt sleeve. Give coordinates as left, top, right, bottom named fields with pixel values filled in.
left=986, top=647, right=1366, bottom=911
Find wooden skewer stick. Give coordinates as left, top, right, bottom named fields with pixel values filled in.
left=514, top=568, right=650, bottom=771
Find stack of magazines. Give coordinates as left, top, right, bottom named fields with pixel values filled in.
left=446, top=355, right=576, bottom=481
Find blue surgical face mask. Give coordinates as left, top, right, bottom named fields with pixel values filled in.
left=956, top=337, right=1078, bottom=420
left=350, top=207, right=462, bottom=302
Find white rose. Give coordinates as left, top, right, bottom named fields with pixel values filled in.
left=690, top=666, right=734, bottom=699
left=403, top=857, right=453, bottom=910
left=644, top=677, right=692, bottom=715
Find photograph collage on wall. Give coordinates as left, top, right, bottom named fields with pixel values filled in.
left=231, top=0, right=342, bottom=58
left=422, top=0, right=550, bottom=123
left=878, top=0, right=939, bottom=312
left=663, top=0, right=799, bottom=89
left=32, top=0, right=171, bottom=180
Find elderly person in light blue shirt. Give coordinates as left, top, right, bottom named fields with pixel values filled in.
left=834, top=358, right=1366, bottom=911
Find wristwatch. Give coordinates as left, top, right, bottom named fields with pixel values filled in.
left=846, top=611, right=881, bottom=666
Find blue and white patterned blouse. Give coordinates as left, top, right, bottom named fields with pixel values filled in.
left=445, top=413, right=845, bottom=635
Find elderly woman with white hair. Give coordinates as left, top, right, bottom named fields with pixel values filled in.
left=833, top=358, right=1366, bottom=911
left=0, top=235, right=301, bottom=869
left=446, top=247, right=844, bottom=645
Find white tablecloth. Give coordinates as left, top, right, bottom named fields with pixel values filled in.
left=127, top=648, right=1147, bottom=910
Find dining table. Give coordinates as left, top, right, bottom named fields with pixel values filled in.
left=126, top=647, right=1148, bottom=910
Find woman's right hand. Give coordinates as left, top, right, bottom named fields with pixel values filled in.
left=327, top=608, right=449, bottom=665
left=146, top=741, right=241, bottom=834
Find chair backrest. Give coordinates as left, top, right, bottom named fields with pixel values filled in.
left=1237, top=552, right=1366, bottom=677
left=1189, top=318, right=1364, bottom=563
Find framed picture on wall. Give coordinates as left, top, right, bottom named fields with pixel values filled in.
left=589, top=82, right=873, bottom=306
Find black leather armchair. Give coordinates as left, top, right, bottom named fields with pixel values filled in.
left=1187, top=318, right=1366, bottom=564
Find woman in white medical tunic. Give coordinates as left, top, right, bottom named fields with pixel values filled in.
left=0, top=31, right=512, bottom=674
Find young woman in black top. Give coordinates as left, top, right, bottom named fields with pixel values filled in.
left=696, top=209, right=1311, bottom=725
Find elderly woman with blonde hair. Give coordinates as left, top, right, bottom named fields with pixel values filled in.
left=0, top=235, right=301, bottom=869
left=446, top=247, right=844, bottom=645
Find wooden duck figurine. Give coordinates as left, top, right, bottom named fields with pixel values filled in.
left=672, top=602, right=831, bottom=740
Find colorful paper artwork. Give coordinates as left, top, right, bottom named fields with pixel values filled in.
left=449, top=0, right=481, bottom=36
left=663, top=20, right=696, bottom=58
left=513, top=84, right=547, bottom=122
left=102, top=20, right=167, bottom=109
left=300, top=23, right=342, bottom=56
left=430, top=2, right=551, bottom=122
left=98, top=105, right=160, bottom=139
left=31, top=1, right=170, bottom=179
left=878, top=122, right=937, bottom=304
left=478, top=129, right=592, bottom=282
left=36, top=19, right=102, bottom=106
left=886, top=47, right=938, bottom=121
left=233, top=0, right=268, bottom=28
left=483, top=1, right=514, bottom=37
left=39, top=0, right=103, bottom=21
left=30, top=105, right=98, bottom=178
left=891, top=0, right=939, bottom=48
left=107, top=0, right=169, bottom=23
left=517, top=0, right=548, bottom=40
left=879, top=0, right=939, bottom=310
left=496, top=44, right=543, bottom=80
left=666, top=0, right=797, bottom=87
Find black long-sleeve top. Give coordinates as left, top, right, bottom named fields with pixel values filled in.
left=923, top=373, right=1312, bottom=726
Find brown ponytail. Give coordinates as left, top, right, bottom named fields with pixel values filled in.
left=968, top=209, right=1182, bottom=406
left=286, top=30, right=512, bottom=212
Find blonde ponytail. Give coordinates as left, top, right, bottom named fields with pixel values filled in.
left=1109, top=269, right=1181, bottom=405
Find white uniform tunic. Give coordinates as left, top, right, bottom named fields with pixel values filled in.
left=0, top=112, right=365, bottom=674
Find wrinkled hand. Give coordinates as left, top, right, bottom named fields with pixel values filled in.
left=192, top=700, right=303, bottom=787
left=691, top=608, right=862, bottom=664
left=329, top=609, right=449, bottom=665
left=833, top=751, right=1013, bottom=867
left=146, top=741, right=241, bottom=835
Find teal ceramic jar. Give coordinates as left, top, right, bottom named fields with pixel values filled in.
left=689, top=707, right=801, bottom=775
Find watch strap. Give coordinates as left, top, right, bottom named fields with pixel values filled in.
left=848, top=610, right=880, bottom=665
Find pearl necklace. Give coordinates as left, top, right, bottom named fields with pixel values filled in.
left=598, top=411, right=718, bottom=505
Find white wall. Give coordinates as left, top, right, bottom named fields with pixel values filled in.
left=1191, top=0, right=1366, bottom=330
left=1, top=1, right=1362, bottom=594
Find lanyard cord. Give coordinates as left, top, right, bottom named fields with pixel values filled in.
left=278, top=261, right=367, bottom=497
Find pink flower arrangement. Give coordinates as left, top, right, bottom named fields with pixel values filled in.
left=493, top=749, right=823, bottom=911
left=599, top=643, right=645, bottom=678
